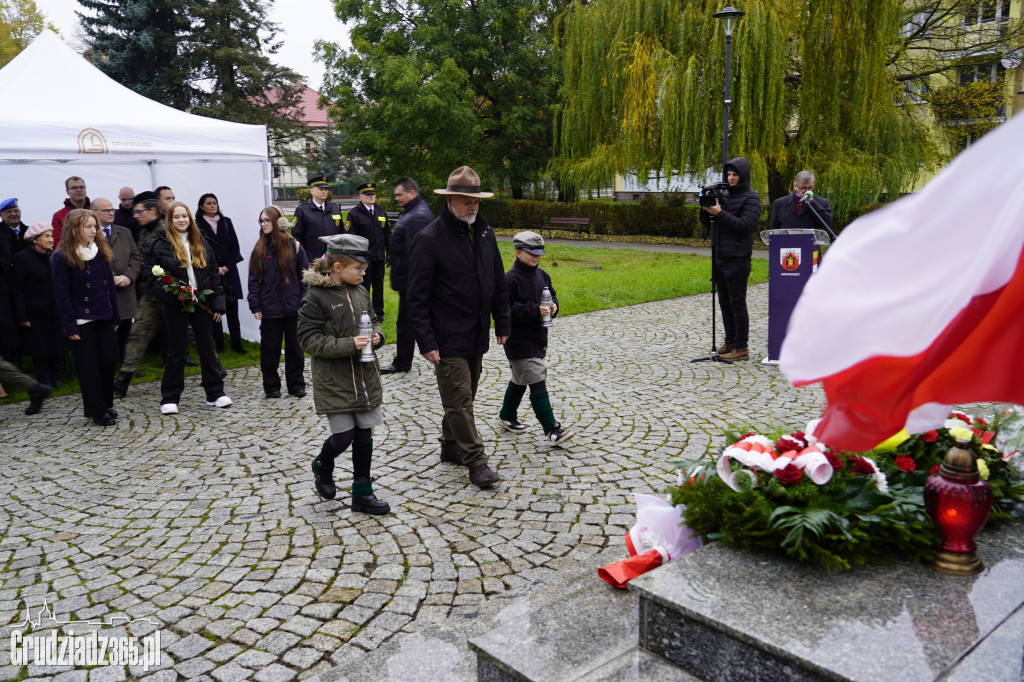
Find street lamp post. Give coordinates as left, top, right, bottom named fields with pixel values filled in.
left=713, top=6, right=745, bottom=181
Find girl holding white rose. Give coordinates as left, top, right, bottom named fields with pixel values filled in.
left=142, top=202, right=231, bottom=414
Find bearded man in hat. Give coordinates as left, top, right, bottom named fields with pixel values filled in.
left=292, top=174, right=343, bottom=262
left=407, top=166, right=511, bottom=489
left=345, top=182, right=391, bottom=321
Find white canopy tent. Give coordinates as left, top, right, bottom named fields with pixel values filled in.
left=0, top=31, right=272, bottom=341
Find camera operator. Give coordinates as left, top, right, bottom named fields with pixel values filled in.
left=769, top=170, right=832, bottom=232
left=699, top=157, right=761, bottom=361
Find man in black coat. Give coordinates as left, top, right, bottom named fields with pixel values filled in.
left=408, top=166, right=511, bottom=489
left=699, top=157, right=762, bottom=361
left=291, top=174, right=342, bottom=262
left=381, top=177, right=433, bottom=374
left=769, top=170, right=832, bottom=234
left=345, top=182, right=391, bottom=321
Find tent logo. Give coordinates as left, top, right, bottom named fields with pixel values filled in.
left=77, top=128, right=108, bottom=154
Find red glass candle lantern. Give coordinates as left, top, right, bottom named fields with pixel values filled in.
left=923, top=436, right=994, bottom=575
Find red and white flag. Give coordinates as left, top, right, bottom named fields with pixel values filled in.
left=779, top=113, right=1024, bottom=452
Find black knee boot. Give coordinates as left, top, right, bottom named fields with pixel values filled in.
left=350, top=430, right=389, bottom=514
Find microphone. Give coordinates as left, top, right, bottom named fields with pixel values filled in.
left=800, top=190, right=815, bottom=205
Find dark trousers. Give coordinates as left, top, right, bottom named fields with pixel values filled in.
left=713, top=257, right=751, bottom=348
left=0, top=356, right=35, bottom=392
left=392, top=290, right=414, bottom=370
left=69, top=321, right=117, bottom=418
left=31, top=355, right=63, bottom=387
left=435, top=355, right=486, bottom=468
left=161, top=305, right=224, bottom=405
left=116, top=318, right=133, bottom=363
left=259, top=315, right=305, bottom=394
left=212, top=296, right=243, bottom=350
left=364, top=259, right=386, bottom=319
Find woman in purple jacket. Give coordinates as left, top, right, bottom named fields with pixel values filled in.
left=51, top=209, right=120, bottom=426
left=248, top=205, right=309, bottom=399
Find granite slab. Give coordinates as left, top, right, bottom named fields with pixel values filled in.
left=577, top=647, right=703, bottom=681
left=629, top=523, right=1024, bottom=682
left=469, top=581, right=638, bottom=681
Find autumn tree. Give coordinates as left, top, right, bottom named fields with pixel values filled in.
left=554, top=0, right=940, bottom=218
left=0, top=0, right=56, bottom=69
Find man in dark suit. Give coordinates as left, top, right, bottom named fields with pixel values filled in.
left=291, top=174, right=343, bottom=262
left=769, top=170, right=832, bottom=233
left=93, top=198, right=141, bottom=362
left=345, top=182, right=391, bottom=321
left=381, top=177, right=433, bottom=374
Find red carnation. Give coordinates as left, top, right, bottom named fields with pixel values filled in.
left=849, top=456, right=875, bottom=475
left=895, top=456, right=916, bottom=472
left=775, top=435, right=804, bottom=454
left=953, top=412, right=971, bottom=424
left=161, top=275, right=174, bottom=284
left=774, top=464, right=803, bottom=485
left=922, top=430, right=938, bottom=442
left=824, top=451, right=843, bottom=470
left=930, top=464, right=940, bottom=474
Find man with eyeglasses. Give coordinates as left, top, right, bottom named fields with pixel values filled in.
left=113, top=186, right=137, bottom=236
left=51, top=176, right=91, bottom=243
left=769, top=169, right=832, bottom=233
left=94, top=198, right=141, bottom=363
left=345, top=182, right=390, bottom=321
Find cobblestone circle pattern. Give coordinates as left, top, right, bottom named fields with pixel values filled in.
left=1, top=284, right=826, bottom=681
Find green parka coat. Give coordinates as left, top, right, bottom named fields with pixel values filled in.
left=297, top=269, right=385, bottom=416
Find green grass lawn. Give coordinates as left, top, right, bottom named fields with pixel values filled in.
left=0, top=244, right=767, bottom=405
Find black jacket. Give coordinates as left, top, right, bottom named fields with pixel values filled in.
left=346, top=201, right=390, bottom=262
left=407, top=204, right=511, bottom=357
left=389, top=195, right=433, bottom=292
left=51, top=248, right=120, bottom=337
left=113, top=207, right=137, bottom=238
left=247, top=236, right=310, bottom=319
left=503, top=258, right=557, bottom=360
left=142, top=229, right=226, bottom=314
left=0, top=223, right=29, bottom=346
left=699, top=157, right=762, bottom=260
left=292, top=199, right=342, bottom=262
left=11, top=247, right=63, bottom=357
left=769, top=192, right=832, bottom=232
left=198, top=214, right=244, bottom=299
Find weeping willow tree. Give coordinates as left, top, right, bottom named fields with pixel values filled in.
left=554, top=0, right=939, bottom=218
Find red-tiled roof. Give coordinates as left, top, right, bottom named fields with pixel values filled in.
left=266, top=85, right=330, bottom=127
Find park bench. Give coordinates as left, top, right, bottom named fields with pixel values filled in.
left=540, top=216, right=591, bottom=238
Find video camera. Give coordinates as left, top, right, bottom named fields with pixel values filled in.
left=699, top=182, right=730, bottom=207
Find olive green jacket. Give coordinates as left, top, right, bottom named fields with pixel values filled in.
left=297, top=269, right=385, bottom=415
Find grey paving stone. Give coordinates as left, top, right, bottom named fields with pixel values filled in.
left=252, top=664, right=297, bottom=682
left=167, top=633, right=215, bottom=659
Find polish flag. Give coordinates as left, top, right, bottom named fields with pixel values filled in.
left=779, top=113, right=1024, bottom=452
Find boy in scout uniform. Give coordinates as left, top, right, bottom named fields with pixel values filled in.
left=292, top=174, right=343, bottom=262
left=345, top=182, right=390, bottom=321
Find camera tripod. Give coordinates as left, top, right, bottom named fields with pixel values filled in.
left=691, top=213, right=733, bottom=364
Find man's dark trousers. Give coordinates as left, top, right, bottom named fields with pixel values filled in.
left=435, top=355, right=487, bottom=468
left=364, top=259, right=386, bottom=320
left=714, top=257, right=751, bottom=348
left=392, top=291, right=414, bottom=371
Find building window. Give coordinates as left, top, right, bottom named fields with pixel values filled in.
left=304, top=139, right=316, bottom=155
left=964, top=0, right=1011, bottom=24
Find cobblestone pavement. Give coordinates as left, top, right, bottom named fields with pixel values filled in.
left=0, top=284, right=824, bottom=681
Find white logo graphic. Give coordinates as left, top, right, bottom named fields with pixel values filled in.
left=9, top=601, right=163, bottom=671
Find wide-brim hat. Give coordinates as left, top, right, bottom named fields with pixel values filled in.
left=320, top=234, right=369, bottom=263
left=434, top=166, right=494, bottom=198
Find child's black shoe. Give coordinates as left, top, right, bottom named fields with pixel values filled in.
left=497, top=417, right=528, bottom=433
left=546, top=423, right=575, bottom=446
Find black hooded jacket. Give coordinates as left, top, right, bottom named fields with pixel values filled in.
left=699, top=157, right=762, bottom=259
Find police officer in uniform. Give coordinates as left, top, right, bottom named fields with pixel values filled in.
left=292, top=174, right=343, bottom=262
left=345, top=182, right=390, bottom=321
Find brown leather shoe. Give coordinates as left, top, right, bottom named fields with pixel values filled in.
left=720, top=347, right=749, bottom=361
left=469, top=465, right=501, bottom=488
left=717, top=343, right=735, bottom=355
